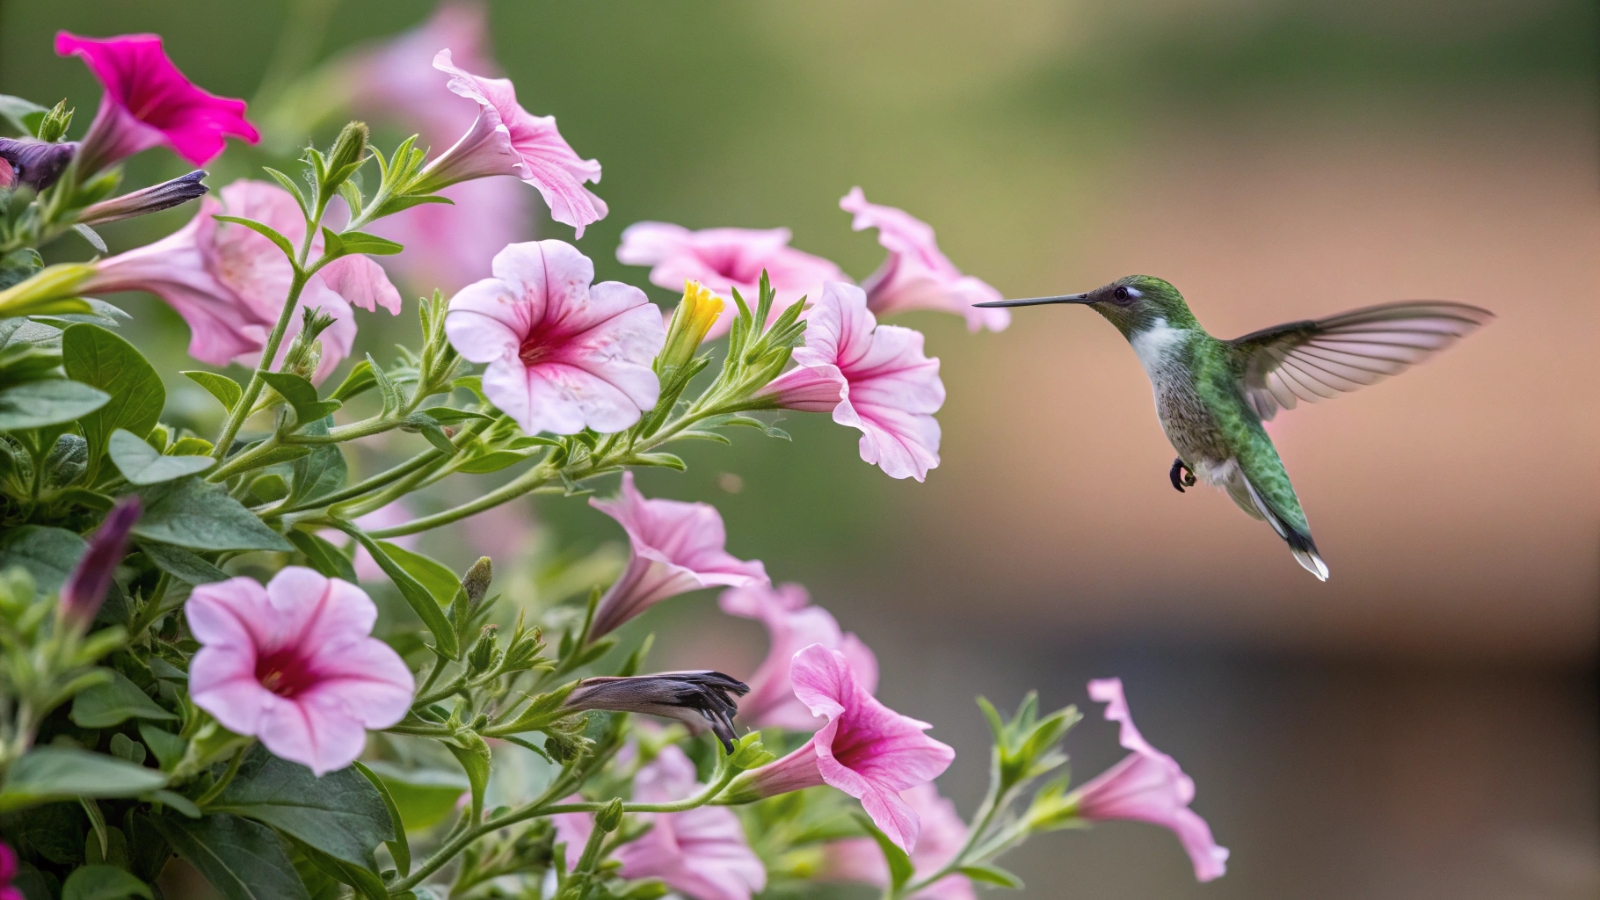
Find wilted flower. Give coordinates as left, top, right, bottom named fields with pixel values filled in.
left=821, top=783, right=975, bottom=900
left=186, top=567, right=415, bottom=775
left=0, top=137, right=77, bottom=191
left=616, top=223, right=843, bottom=338
left=563, top=671, right=748, bottom=751
left=840, top=187, right=1008, bottom=333
left=758, top=282, right=945, bottom=481
left=588, top=472, right=767, bottom=638
left=77, top=169, right=208, bottom=226
left=718, top=582, right=877, bottom=730
left=722, top=644, right=955, bottom=853
left=554, top=745, right=767, bottom=900
left=56, top=32, right=259, bottom=174
left=444, top=240, right=663, bottom=435
left=1062, top=678, right=1229, bottom=882
left=414, top=50, right=606, bottom=237
left=59, top=497, right=140, bottom=626
left=84, top=180, right=400, bottom=382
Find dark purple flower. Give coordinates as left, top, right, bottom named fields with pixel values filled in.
left=78, top=170, right=208, bottom=225
left=60, top=497, right=140, bottom=625
left=0, top=138, right=78, bottom=191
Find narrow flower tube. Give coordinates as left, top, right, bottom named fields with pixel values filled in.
left=0, top=138, right=77, bottom=191
left=722, top=644, right=955, bottom=852
left=563, top=671, right=749, bottom=751
left=1062, top=678, right=1229, bottom=882
left=587, top=473, right=768, bottom=638
left=77, top=170, right=208, bottom=225
left=56, top=32, right=259, bottom=173
left=59, top=497, right=140, bottom=626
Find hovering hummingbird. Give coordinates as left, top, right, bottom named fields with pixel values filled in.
left=976, top=277, right=1491, bottom=580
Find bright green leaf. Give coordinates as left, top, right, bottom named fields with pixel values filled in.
left=331, top=523, right=457, bottom=658
left=358, top=762, right=469, bottom=832
left=259, top=372, right=341, bottom=427
left=61, top=324, right=164, bottom=470
left=332, top=231, right=403, bottom=256
left=182, top=371, right=242, bottom=413
left=211, top=216, right=297, bottom=263
left=959, top=864, right=1025, bottom=889
left=352, top=761, right=410, bottom=877
left=108, top=430, right=215, bottom=485
left=61, top=864, right=152, bottom=900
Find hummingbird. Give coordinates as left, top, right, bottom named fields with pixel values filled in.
left=976, top=277, right=1492, bottom=580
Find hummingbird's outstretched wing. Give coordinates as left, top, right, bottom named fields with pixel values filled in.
left=1227, top=301, right=1493, bottom=421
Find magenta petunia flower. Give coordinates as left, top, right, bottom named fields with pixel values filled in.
left=0, top=840, right=20, bottom=900
left=59, top=497, right=140, bottom=626
left=723, top=644, right=955, bottom=853
left=443, top=240, right=663, bottom=436
left=417, top=50, right=606, bottom=237
left=186, top=567, right=414, bottom=775
left=840, top=187, right=1008, bottom=333
left=85, top=180, right=401, bottom=382
left=821, top=783, right=975, bottom=900
left=616, top=222, right=844, bottom=338
left=1069, top=678, right=1229, bottom=882
left=55, top=32, right=259, bottom=174
left=718, top=582, right=877, bottom=731
left=554, top=746, right=766, bottom=900
left=587, top=472, right=767, bottom=638
left=758, top=282, right=945, bottom=481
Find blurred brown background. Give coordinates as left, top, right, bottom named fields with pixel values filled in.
left=3, top=0, right=1596, bottom=896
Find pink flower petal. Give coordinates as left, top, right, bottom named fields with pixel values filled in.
left=320, top=255, right=402, bottom=315
left=719, top=582, right=877, bottom=730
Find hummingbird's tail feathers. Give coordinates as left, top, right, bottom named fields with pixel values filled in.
left=1287, top=532, right=1330, bottom=582
left=1241, top=469, right=1329, bottom=581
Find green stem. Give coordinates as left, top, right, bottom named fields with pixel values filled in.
left=212, top=268, right=310, bottom=460
left=194, top=745, right=247, bottom=808
left=267, top=448, right=443, bottom=517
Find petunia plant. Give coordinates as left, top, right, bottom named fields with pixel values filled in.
left=0, top=14, right=1228, bottom=900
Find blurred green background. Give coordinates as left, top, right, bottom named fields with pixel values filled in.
left=3, top=0, right=1596, bottom=896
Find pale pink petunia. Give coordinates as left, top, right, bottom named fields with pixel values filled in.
left=186, top=567, right=415, bottom=775
left=554, top=746, right=766, bottom=900
left=758, top=282, right=945, bottom=481
left=723, top=644, right=955, bottom=853
left=840, top=187, right=1008, bottom=333
left=319, top=254, right=403, bottom=315
left=821, top=783, right=975, bottom=900
left=1070, top=678, right=1229, bottom=882
left=417, top=50, right=606, bottom=237
left=616, top=222, right=843, bottom=338
left=86, top=180, right=402, bottom=382
left=587, top=472, right=767, bottom=638
left=443, top=240, right=663, bottom=435
left=56, top=32, right=259, bottom=174
left=718, top=582, right=877, bottom=730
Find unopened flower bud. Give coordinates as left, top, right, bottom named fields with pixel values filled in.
left=467, top=624, right=499, bottom=674
left=78, top=170, right=208, bottom=225
left=327, top=121, right=370, bottom=174
left=60, top=497, right=140, bottom=626
left=36, top=100, right=74, bottom=144
left=282, top=306, right=336, bottom=380
left=657, top=280, right=723, bottom=376
left=728, top=734, right=776, bottom=769
left=0, top=263, right=95, bottom=317
left=563, top=671, right=748, bottom=752
left=594, top=798, right=625, bottom=833
left=461, top=556, right=492, bottom=606
left=0, top=137, right=77, bottom=191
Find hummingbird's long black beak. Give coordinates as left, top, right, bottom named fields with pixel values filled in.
left=973, top=292, right=1092, bottom=308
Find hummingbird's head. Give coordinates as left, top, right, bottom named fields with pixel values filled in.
left=974, top=275, right=1197, bottom=338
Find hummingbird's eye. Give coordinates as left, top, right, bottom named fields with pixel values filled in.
left=1113, top=286, right=1132, bottom=303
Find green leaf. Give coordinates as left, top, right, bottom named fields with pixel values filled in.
left=293, top=842, right=387, bottom=900
left=108, top=429, right=215, bottom=485
left=139, top=541, right=229, bottom=585
left=0, top=379, right=108, bottom=430
left=261, top=168, right=310, bottom=219
left=133, top=477, right=294, bottom=553
left=210, top=745, right=392, bottom=874
left=73, top=224, right=108, bottom=253
left=61, top=865, right=152, bottom=900
left=152, top=813, right=311, bottom=900
left=61, top=324, right=164, bottom=471
left=285, top=530, right=356, bottom=583
left=0, top=747, right=168, bottom=812
left=71, top=670, right=178, bottom=728
left=136, top=723, right=188, bottom=771
left=959, top=864, right=1025, bottom=889
left=259, top=373, right=341, bottom=427
left=630, top=452, right=685, bottom=471
left=375, top=541, right=457, bottom=606
left=234, top=445, right=313, bottom=472
left=183, top=371, right=243, bottom=413
left=328, top=360, right=375, bottom=402
left=444, top=734, right=491, bottom=823
left=331, top=523, right=457, bottom=658
left=419, top=407, right=490, bottom=425
left=0, top=525, right=85, bottom=592
left=855, top=812, right=914, bottom=891
left=357, top=762, right=469, bottom=832
left=0, top=94, right=48, bottom=135
left=211, top=216, right=297, bottom=263
left=332, top=231, right=403, bottom=256
left=286, top=423, right=345, bottom=507
left=456, top=449, right=531, bottom=474
left=352, top=762, right=409, bottom=876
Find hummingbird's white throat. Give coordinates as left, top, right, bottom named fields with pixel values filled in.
left=1129, top=317, right=1185, bottom=380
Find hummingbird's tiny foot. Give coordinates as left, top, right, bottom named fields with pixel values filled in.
left=1169, top=458, right=1196, bottom=493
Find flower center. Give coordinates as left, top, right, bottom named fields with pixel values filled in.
left=255, top=647, right=319, bottom=698
left=703, top=248, right=765, bottom=285
left=518, top=334, right=551, bottom=367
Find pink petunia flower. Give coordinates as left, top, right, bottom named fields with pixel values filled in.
left=821, top=783, right=975, bottom=900
left=718, top=582, right=877, bottom=730
left=186, top=567, right=415, bottom=775
left=368, top=178, right=532, bottom=293
left=758, top=282, right=945, bottom=481
left=60, top=497, right=140, bottom=626
left=840, top=187, right=1008, bottom=333
left=86, top=180, right=400, bottom=382
left=442, top=239, right=663, bottom=435
left=1069, top=678, right=1229, bottom=882
left=616, top=222, right=843, bottom=338
left=722, top=644, right=955, bottom=853
left=415, top=50, right=606, bottom=237
left=587, top=472, right=767, bottom=638
left=553, top=746, right=766, bottom=900
left=56, top=32, right=259, bottom=174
